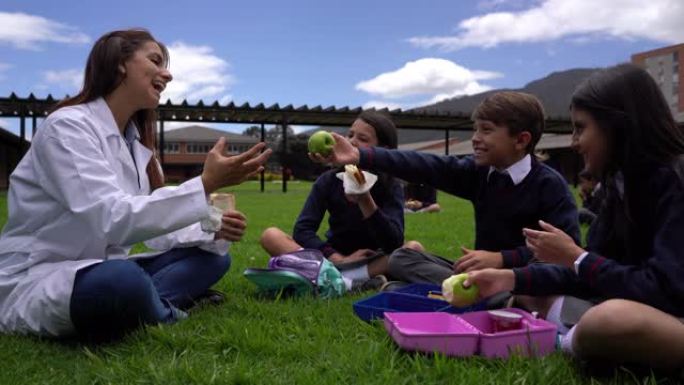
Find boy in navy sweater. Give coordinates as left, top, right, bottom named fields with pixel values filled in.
left=312, top=92, right=580, bottom=285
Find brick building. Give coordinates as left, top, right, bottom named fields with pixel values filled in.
left=160, top=125, right=259, bottom=183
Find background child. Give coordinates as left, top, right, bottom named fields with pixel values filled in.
left=260, top=111, right=404, bottom=291
left=403, top=182, right=441, bottom=213
left=577, top=170, right=603, bottom=225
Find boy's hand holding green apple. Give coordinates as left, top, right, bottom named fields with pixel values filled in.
left=308, top=130, right=336, bottom=157
left=442, top=273, right=480, bottom=307
left=308, top=132, right=360, bottom=166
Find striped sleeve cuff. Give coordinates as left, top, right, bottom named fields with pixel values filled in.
left=573, top=251, right=589, bottom=274
left=501, top=249, right=521, bottom=268
left=512, top=266, right=533, bottom=294
left=577, top=252, right=607, bottom=287
left=358, top=147, right=375, bottom=169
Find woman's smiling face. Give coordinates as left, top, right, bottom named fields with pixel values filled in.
left=120, top=41, right=173, bottom=110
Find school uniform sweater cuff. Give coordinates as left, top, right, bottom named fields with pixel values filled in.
left=576, top=252, right=607, bottom=287
left=358, top=147, right=376, bottom=169
left=501, top=249, right=521, bottom=268
left=502, top=246, right=535, bottom=268
left=511, top=266, right=534, bottom=294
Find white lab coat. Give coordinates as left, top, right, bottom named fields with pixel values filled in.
left=0, top=97, right=229, bottom=336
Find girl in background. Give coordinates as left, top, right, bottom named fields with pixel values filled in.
left=260, top=111, right=404, bottom=291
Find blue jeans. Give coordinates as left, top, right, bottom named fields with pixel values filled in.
left=70, top=247, right=231, bottom=341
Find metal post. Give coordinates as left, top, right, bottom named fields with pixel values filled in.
left=444, top=129, right=450, bottom=156
left=260, top=123, right=265, bottom=193
left=31, top=114, right=37, bottom=138
left=19, top=114, right=27, bottom=155
left=159, top=119, right=165, bottom=166
left=281, top=117, right=288, bottom=193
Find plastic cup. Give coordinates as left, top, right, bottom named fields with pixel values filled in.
left=488, top=310, right=523, bottom=332
left=210, top=193, right=235, bottom=212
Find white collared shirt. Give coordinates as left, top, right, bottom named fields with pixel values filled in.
left=488, top=154, right=532, bottom=186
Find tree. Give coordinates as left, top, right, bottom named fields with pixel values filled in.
left=242, top=125, right=262, bottom=138
left=275, top=132, right=328, bottom=181
left=266, top=125, right=295, bottom=143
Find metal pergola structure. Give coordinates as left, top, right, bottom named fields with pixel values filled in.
left=0, top=93, right=572, bottom=192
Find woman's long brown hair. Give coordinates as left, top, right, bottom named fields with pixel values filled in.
left=53, top=29, right=167, bottom=190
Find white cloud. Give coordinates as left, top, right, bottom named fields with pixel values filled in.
left=424, top=83, right=495, bottom=105
left=162, top=42, right=234, bottom=103
left=362, top=101, right=405, bottom=111
left=356, top=58, right=501, bottom=106
left=409, top=0, right=684, bottom=51
left=43, top=69, right=83, bottom=91
left=0, top=12, right=89, bottom=50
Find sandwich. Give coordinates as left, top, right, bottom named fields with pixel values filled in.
left=344, top=164, right=366, bottom=186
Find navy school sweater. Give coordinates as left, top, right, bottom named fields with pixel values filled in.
left=512, top=161, right=684, bottom=317
left=358, top=147, right=580, bottom=266
left=292, top=169, right=405, bottom=257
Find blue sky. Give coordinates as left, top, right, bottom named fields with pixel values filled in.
left=1, top=0, right=683, bottom=134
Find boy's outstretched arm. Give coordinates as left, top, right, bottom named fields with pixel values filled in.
left=358, top=146, right=481, bottom=201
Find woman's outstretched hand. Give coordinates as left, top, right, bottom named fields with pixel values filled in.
left=202, top=138, right=272, bottom=194
left=308, top=132, right=360, bottom=166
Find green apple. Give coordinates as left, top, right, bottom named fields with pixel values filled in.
left=308, top=130, right=335, bottom=156
left=442, top=273, right=479, bottom=307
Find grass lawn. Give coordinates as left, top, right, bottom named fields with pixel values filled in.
left=0, top=183, right=659, bottom=384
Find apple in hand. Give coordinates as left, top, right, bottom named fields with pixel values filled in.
left=308, top=130, right=336, bottom=157
left=442, top=273, right=479, bottom=307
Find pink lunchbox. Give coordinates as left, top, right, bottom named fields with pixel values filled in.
left=383, top=308, right=557, bottom=359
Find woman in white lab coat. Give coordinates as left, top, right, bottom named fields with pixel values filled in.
left=0, top=29, right=271, bottom=340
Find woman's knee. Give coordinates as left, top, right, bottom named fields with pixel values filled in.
left=187, top=249, right=232, bottom=282
left=212, top=252, right=232, bottom=276
left=76, top=260, right=150, bottom=297
left=71, top=260, right=157, bottom=319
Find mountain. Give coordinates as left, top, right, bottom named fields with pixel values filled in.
left=299, top=68, right=600, bottom=145
left=413, top=68, right=601, bottom=118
